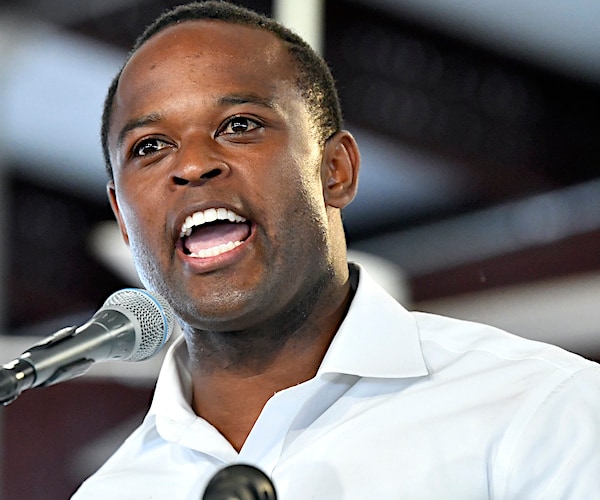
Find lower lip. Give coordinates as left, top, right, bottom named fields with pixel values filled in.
left=177, top=223, right=257, bottom=273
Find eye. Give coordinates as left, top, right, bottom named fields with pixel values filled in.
left=219, top=116, right=262, bottom=135
left=132, top=138, right=172, bottom=157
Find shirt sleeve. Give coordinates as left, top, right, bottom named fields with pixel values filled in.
left=495, top=366, right=600, bottom=499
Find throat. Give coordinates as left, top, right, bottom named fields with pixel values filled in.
left=186, top=268, right=338, bottom=377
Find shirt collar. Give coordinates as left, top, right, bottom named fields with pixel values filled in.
left=317, top=263, right=429, bottom=379
left=148, top=335, right=193, bottom=421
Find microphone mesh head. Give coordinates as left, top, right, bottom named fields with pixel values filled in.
left=102, top=288, right=176, bottom=362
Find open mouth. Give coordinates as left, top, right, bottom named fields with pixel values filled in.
left=179, top=207, right=251, bottom=258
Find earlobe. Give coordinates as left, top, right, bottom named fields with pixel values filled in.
left=322, top=131, right=360, bottom=209
left=107, top=181, right=130, bottom=246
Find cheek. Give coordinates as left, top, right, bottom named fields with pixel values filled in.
left=115, top=172, right=160, bottom=219
left=270, top=172, right=329, bottom=248
left=265, top=143, right=324, bottom=201
left=115, top=195, right=166, bottom=290
left=114, top=187, right=158, bottom=247
left=116, top=194, right=142, bottom=231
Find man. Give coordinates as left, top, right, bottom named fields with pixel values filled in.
left=74, top=2, right=600, bottom=498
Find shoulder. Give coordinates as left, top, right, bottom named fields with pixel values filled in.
left=407, top=311, right=600, bottom=496
left=412, top=309, right=597, bottom=374
left=409, top=310, right=600, bottom=420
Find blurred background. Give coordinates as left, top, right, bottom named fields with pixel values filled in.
left=0, top=0, right=599, bottom=497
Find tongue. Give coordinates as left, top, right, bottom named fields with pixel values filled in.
left=185, top=222, right=250, bottom=254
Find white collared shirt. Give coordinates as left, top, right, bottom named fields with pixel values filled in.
left=73, top=267, right=600, bottom=499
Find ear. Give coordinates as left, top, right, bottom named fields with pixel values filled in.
left=107, top=181, right=130, bottom=246
left=321, top=130, right=360, bottom=209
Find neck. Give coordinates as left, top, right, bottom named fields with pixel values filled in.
left=182, top=264, right=357, bottom=451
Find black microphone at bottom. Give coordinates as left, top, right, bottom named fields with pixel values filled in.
left=203, top=464, right=277, bottom=500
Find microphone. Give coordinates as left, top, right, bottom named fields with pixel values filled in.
left=0, top=288, right=175, bottom=406
left=202, top=464, right=277, bottom=500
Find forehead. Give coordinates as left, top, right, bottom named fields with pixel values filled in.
left=118, top=20, right=298, bottom=98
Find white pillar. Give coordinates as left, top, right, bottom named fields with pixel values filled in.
left=273, top=0, right=325, bottom=55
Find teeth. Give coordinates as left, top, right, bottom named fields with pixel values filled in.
left=192, top=211, right=205, bottom=228
left=188, top=240, right=243, bottom=258
left=179, top=208, right=247, bottom=238
left=205, top=208, right=218, bottom=223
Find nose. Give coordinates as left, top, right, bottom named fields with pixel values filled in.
left=170, top=141, right=230, bottom=186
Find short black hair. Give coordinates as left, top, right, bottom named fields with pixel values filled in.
left=101, top=0, right=343, bottom=179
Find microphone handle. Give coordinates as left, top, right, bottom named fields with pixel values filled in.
left=0, top=326, right=92, bottom=406
left=26, top=310, right=134, bottom=385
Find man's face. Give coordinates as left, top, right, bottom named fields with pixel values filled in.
left=108, top=21, right=338, bottom=331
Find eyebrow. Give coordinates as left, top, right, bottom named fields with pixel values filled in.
left=217, top=93, right=276, bottom=110
left=116, top=112, right=162, bottom=148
